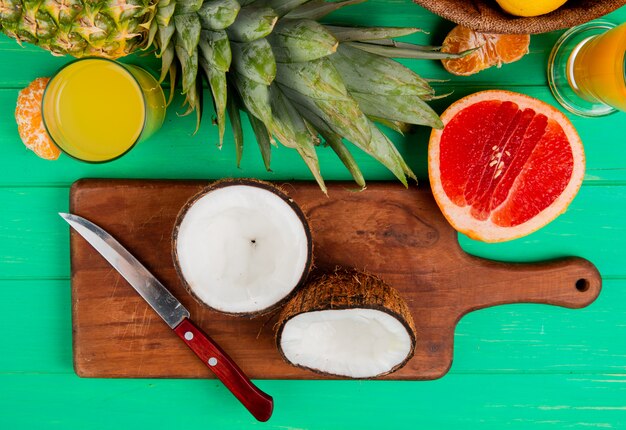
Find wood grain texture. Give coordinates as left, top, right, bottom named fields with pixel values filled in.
left=5, top=183, right=626, bottom=280
left=70, top=179, right=601, bottom=380
left=6, top=281, right=626, bottom=376
left=1, top=2, right=625, bottom=427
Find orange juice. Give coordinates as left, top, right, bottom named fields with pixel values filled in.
left=568, top=23, right=626, bottom=111
left=43, top=59, right=165, bottom=162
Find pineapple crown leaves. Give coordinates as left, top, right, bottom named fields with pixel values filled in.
left=150, top=0, right=471, bottom=192
left=1, top=0, right=469, bottom=192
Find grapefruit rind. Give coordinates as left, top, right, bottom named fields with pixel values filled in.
left=428, top=90, right=585, bottom=243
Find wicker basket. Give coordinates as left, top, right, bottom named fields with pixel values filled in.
left=413, top=0, right=626, bottom=34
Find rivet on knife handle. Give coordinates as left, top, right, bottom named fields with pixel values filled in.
left=174, top=318, right=274, bottom=422
left=59, top=213, right=273, bottom=421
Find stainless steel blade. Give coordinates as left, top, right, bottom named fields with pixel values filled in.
left=60, top=213, right=189, bottom=328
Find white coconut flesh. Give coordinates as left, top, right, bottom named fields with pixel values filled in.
left=280, top=308, right=413, bottom=378
left=176, top=185, right=309, bottom=314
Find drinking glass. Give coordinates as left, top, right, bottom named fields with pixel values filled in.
left=43, top=58, right=166, bottom=163
left=548, top=20, right=626, bottom=117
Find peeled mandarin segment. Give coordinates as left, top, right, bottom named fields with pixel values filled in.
left=15, top=77, right=60, bottom=160
left=441, top=26, right=488, bottom=75
left=441, top=26, right=530, bottom=76
left=495, top=34, right=531, bottom=63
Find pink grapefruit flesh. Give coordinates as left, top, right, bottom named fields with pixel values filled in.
left=429, top=90, right=585, bottom=243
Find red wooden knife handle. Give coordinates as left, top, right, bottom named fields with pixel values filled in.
left=173, top=318, right=273, bottom=422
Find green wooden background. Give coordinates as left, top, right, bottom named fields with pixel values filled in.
left=2, top=2, right=626, bottom=428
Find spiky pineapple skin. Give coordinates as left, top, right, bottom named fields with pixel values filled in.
left=0, top=0, right=156, bottom=58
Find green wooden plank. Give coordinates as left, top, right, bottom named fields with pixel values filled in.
left=452, top=279, right=626, bottom=374
left=1, top=84, right=625, bottom=185
left=0, top=3, right=624, bottom=430
left=0, top=88, right=418, bottom=186
left=0, top=37, right=71, bottom=88
left=1, top=279, right=625, bottom=375
left=324, top=3, right=626, bottom=87
left=0, top=373, right=625, bottom=429
left=0, top=280, right=71, bottom=373
left=458, top=182, right=626, bottom=277
left=0, top=187, right=69, bottom=279
left=0, top=39, right=161, bottom=89
left=425, top=85, right=626, bottom=185
left=1, top=183, right=626, bottom=279
left=0, top=4, right=623, bottom=187
left=326, top=3, right=624, bottom=90
left=0, top=4, right=624, bottom=88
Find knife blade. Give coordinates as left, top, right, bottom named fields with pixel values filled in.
left=60, top=213, right=273, bottom=422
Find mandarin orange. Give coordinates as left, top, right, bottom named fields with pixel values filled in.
left=15, top=77, right=60, bottom=160
left=441, top=26, right=530, bottom=76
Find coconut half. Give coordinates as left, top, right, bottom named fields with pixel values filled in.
left=173, top=179, right=312, bottom=317
left=276, top=269, right=416, bottom=378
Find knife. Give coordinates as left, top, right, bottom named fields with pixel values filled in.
left=60, top=213, right=273, bottom=422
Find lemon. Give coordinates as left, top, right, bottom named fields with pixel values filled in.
left=496, top=0, right=568, bottom=17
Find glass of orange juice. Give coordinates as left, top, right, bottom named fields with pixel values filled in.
left=548, top=20, right=626, bottom=117
left=43, top=58, right=166, bottom=162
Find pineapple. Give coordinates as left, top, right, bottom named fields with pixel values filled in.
left=0, top=0, right=465, bottom=192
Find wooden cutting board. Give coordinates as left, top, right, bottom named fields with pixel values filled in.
left=70, top=179, right=601, bottom=380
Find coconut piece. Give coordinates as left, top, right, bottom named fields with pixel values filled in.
left=276, top=269, right=416, bottom=378
left=173, top=179, right=312, bottom=317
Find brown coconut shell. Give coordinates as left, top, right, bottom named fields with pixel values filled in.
left=172, top=178, right=313, bottom=318
left=275, top=268, right=417, bottom=378
left=414, top=0, right=626, bottom=34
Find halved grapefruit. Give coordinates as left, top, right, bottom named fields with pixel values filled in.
left=428, top=90, right=585, bottom=243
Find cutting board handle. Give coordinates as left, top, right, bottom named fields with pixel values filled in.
left=461, top=256, right=601, bottom=314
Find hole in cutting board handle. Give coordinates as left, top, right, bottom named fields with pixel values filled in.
left=575, top=278, right=590, bottom=292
